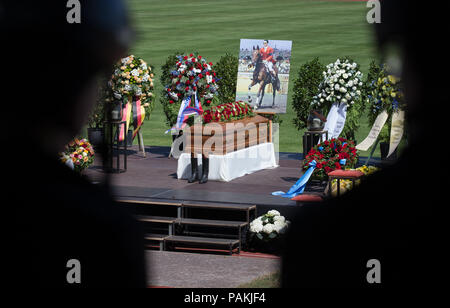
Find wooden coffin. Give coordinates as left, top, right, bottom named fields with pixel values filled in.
left=184, top=115, right=269, bottom=155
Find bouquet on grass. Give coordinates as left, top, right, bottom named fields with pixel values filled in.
left=59, top=138, right=95, bottom=172
left=304, top=137, right=358, bottom=180
left=249, top=210, right=290, bottom=242
left=202, top=101, right=254, bottom=124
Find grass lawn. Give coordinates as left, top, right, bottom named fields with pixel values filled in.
left=87, top=0, right=402, bottom=158
left=237, top=272, right=280, bottom=288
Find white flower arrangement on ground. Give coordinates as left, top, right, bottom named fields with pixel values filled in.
left=249, top=210, right=290, bottom=241
left=311, top=58, right=364, bottom=109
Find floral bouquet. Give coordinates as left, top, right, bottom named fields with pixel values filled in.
left=330, top=165, right=380, bottom=197
left=165, top=53, right=219, bottom=107
left=109, top=54, right=155, bottom=116
left=202, top=101, right=254, bottom=124
left=311, top=58, right=364, bottom=109
left=304, top=137, right=358, bottom=180
left=249, top=210, right=290, bottom=242
left=59, top=138, right=95, bottom=173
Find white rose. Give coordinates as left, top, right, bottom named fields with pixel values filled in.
left=263, top=224, right=274, bottom=234
left=356, top=90, right=361, bottom=95
left=339, top=87, right=347, bottom=93
left=347, top=81, right=353, bottom=87
left=343, top=73, right=348, bottom=79
left=267, top=210, right=280, bottom=216
left=334, top=84, right=340, bottom=91
left=345, top=93, right=351, bottom=100
left=342, top=98, right=347, bottom=104
left=274, top=215, right=285, bottom=223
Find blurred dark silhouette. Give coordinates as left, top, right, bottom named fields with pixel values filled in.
left=282, top=1, right=447, bottom=287
left=2, top=1, right=147, bottom=287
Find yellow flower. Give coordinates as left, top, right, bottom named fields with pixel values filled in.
left=120, top=66, right=126, bottom=70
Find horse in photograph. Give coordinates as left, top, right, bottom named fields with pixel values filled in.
left=247, top=46, right=280, bottom=108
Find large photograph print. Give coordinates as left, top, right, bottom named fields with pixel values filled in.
left=236, top=38, right=292, bottom=113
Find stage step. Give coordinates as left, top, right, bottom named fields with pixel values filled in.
left=182, top=200, right=256, bottom=211
left=175, top=218, right=248, bottom=228
left=137, top=215, right=177, bottom=224
left=144, top=234, right=169, bottom=251
left=117, top=198, right=256, bottom=255
left=164, top=235, right=241, bottom=255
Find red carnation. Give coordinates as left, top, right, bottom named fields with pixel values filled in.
left=169, top=100, right=174, bottom=104
left=209, top=62, right=213, bottom=66
left=206, top=100, right=211, bottom=104
left=198, top=74, right=203, bottom=78
left=185, top=80, right=190, bottom=85
left=167, top=88, right=171, bottom=92
left=198, top=55, right=202, bottom=59
left=189, top=53, right=193, bottom=57
left=183, top=56, right=188, bottom=60
left=185, top=87, right=189, bottom=91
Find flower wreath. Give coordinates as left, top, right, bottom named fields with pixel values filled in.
left=303, top=137, right=358, bottom=180
left=165, top=53, right=219, bottom=107
left=109, top=54, right=155, bottom=116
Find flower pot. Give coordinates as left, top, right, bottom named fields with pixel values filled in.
left=380, top=142, right=397, bottom=160
left=87, top=127, right=104, bottom=148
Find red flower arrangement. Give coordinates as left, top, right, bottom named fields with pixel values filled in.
left=303, top=137, right=358, bottom=180
left=202, top=101, right=255, bottom=124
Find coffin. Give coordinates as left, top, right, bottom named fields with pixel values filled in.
left=184, top=115, right=269, bottom=155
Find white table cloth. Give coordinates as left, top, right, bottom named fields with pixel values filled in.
left=177, top=142, right=278, bottom=182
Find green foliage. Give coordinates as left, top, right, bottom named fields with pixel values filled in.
left=160, top=52, right=182, bottom=127
left=214, top=53, right=239, bottom=104
left=291, top=58, right=325, bottom=131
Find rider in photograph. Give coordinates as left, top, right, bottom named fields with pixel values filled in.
left=260, top=40, right=280, bottom=90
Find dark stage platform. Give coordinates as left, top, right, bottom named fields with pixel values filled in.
left=85, top=145, right=383, bottom=219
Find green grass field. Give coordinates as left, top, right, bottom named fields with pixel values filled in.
left=108, top=0, right=391, bottom=156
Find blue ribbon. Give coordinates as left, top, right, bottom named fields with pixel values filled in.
left=339, top=159, right=346, bottom=166
left=272, top=160, right=317, bottom=198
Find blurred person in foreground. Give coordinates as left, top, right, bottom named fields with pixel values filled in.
left=2, top=1, right=147, bottom=287
left=282, top=1, right=446, bottom=287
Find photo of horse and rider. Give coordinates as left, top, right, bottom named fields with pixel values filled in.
left=236, top=39, right=292, bottom=113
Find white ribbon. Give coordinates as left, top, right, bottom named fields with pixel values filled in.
left=323, top=102, right=347, bottom=140
left=356, top=110, right=389, bottom=151
left=388, top=110, right=405, bottom=157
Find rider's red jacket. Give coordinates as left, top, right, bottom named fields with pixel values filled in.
left=260, top=46, right=276, bottom=63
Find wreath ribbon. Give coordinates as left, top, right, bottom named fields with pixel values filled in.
left=272, top=160, right=317, bottom=198
left=165, top=91, right=203, bottom=134
left=132, top=98, right=146, bottom=140
left=118, top=98, right=132, bottom=142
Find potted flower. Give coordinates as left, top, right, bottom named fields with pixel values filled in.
left=87, top=83, right=106, bottom=149
left=248, top=210, right=290, bottom=254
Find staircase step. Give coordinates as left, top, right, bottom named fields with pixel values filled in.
left=182, top=200, right=256, bottom=211
left=137, top=215, right=177, bottom=224
left=117, top=198, right=183, bottom=207
left=145, top=234, right=169, bottom=241
left=165, top=235, right=240, bottom=246
left=175, top=218, right=248, bottom=228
